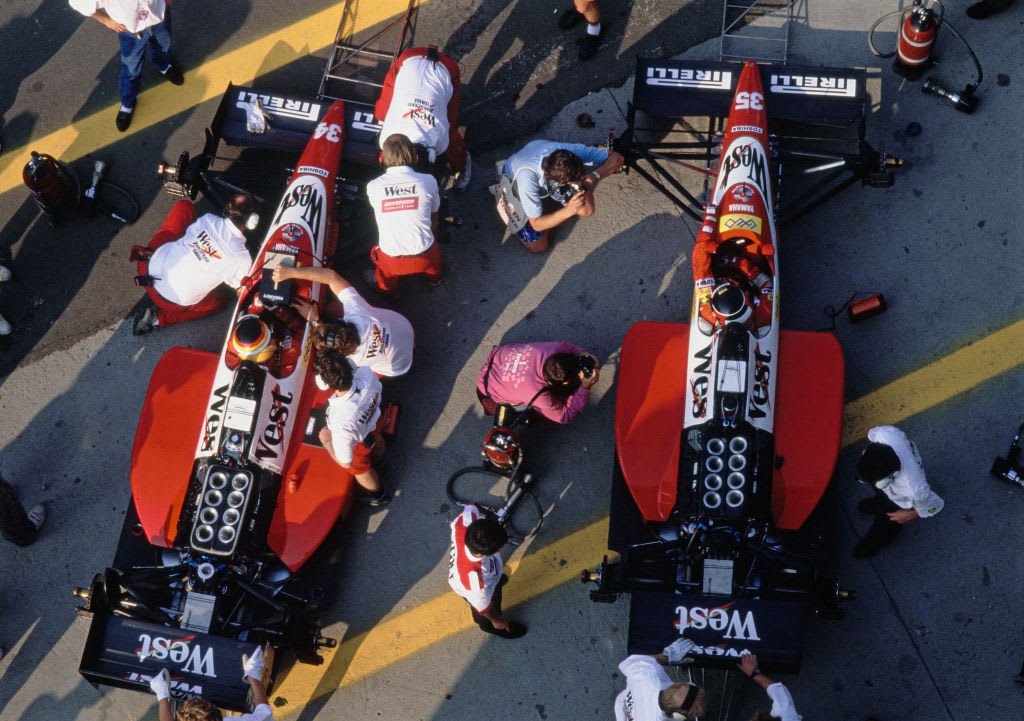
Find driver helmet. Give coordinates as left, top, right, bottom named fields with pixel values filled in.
left=231, top=315, right=274, bottom=363
left=710, top=280, right=753, bottom=326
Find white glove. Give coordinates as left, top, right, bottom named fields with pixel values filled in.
left=149, top=668, right=171, bottom=701
left=663, top=637, right=696, bottom=664
left=242, top=645, right=265, bottom=682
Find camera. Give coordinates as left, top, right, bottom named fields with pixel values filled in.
left=576, top=353, right=596, bottom=379
left=558, top=183, right=582, bottom=199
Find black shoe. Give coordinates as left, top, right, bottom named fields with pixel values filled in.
left=558, top=7, right=582, bottom=30
left=578, top=30, right=603, bottom=61
left=116, top=105, right=135, bottom=132
left=856, top=497, right=880, bottom=514
left=133, top=306, right=158, bottom=336
left=492, top=621, right=527, bottom=639
left=966, top=2, right=998, bottom=18
left=359, top=490, right=392, bottom=507
left=160, top=64, right=185, bottom=85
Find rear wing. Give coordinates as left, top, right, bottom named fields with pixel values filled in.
left=624, top=58, right=900, bottom=224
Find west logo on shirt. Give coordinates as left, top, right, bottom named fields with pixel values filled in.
left=365, top=324, right=391, bottom=359
left=402, top=99, right=438, bottom=127
left=188, top=230, right=223, bottom=263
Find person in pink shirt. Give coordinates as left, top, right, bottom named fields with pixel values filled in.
left=476, top=341, right=600, bottom=423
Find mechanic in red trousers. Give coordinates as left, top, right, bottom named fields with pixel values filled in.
left=131, top=194, right=258, bottom=335
left=365, top=134, right=443, bottom=295
left=374, top=45, right=471, bottom=190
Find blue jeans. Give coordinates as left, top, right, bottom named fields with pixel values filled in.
left=117, top=10, right=173, bottom=108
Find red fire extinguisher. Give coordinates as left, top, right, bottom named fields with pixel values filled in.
left=894, top=2, right=941, bottom=79
left=23, top=151, right=79, bottom=217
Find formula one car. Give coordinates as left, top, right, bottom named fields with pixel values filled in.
left=583, top=61, right=853, bottom=672
left=74, top=100, right=397, bottom=711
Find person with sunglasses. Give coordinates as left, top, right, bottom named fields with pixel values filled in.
left=853, top=425, right=944, bottom=558
left=498, top=140, right=623, bottom=253
left=614, top=636, right=708, bottom=721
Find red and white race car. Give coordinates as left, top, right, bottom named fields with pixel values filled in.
left=586, top=61, right=851, bottom=672
left=74, top=99, right=395, bottom=710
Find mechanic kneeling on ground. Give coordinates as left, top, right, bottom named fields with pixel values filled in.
left=132, top=194, right=259, bottom=335
left=737, top=652, right=803, bottom=721
left=314, top=349, right=392, bottom=507
left=447, top=503, right=526, bottom=639
left=476, top=341, right=600, bottom=424
left=497, top=139, right=623, bottom=253
left=614, top=636, right=708, bottom=721
left=365, top=134, right=443, bottom=295
left=272, top=264, right=414, bottom=378
left=853, top=425, right=944, bottom=559
left=375, top=45, right=471, bottom=191
left=149, top=646, right=272, bottom=721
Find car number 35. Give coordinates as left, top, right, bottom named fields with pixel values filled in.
left=734, top=92, right=764, bottom=110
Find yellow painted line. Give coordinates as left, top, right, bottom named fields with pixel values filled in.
left=0, top=1, right=416, bottom=196
left=841, top=318, right=1024, bottom=445
left=270, top=517, right=611, bottom=716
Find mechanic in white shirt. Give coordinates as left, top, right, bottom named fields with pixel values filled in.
left=615, top=637, right=708, bottom=721
left=68, top=0, right=184, bottom=131
left=315, top=350, right=391, bottom=507
left=365, top=134, right=442, bottom=294
left=149, top=645, right=273, bottom=721
left=853, top=425, right=944, bottom=558
left=375, top=45, right=471, bottom=191
left=737, top=653, right=802, bottom=721
left=272, top=265, right=414, bottom=378
left=132, top=195, right=257, bottom=335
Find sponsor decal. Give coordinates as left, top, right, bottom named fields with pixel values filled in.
left=365, top=324, right=390, bottom=359
left=770, top=74, right=857, bottom=97
left=719, top=213, right=762, bottom=233
left=728, top=203, right=755, bottom=213
left=201, top=384, right=230, bottom=452
left=235, top=91, right=320, bottom=122
left=187, top=230, right=223, bottom=263
left=674, top=603, right=761, bottom=641
left=126, top=671, right=203, bottom=697
left=382, top=197, right=419, bottom=213
left=135, top=633, right=217, bottom=677
left=732, top=185, right=754, bottom=203
left=313, top=121, right=342, bottom=143
left=687, top=644, right=754, bottom=658
left=351, top=109, right=382, bottom=134
left=719, top=140, right=770, bottom=201
left=298, top=165, right=330, bottom=178
left=384, top=184, right=418, bottom=197
left=701, top=224, right=715, bottom=234
left=401, top=99, right=438, bottom=127
left=273, top=182, right=324, bottom=241
left=282, top=224, right=303, bottom=241
left=695, top=278, right=716, bottom=289
left=358, top=392, right=381, bottom=426
left=254, top=385, right=294, bottom=461
left=748, top=344, right=772, bottom=420
left=646, top=66, right=731, bottom=90
left=689, top=342, right=713, bottom=418
left=730, top=124, right=763, bottom=134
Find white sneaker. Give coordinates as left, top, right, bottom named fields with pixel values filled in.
left=28, top=503, right=46, bottom=531
left=0, top=264, right=10, bottom=282
left=453, top=152, right=472, bottom=193
left=0, top=313, right=10, bottom=336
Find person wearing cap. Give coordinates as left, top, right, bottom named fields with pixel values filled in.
left=132, top=194, right=258, bottom=335
left=737, top=652, right=802, bottom=721
left=447, top=503, right=526, bottom=639
left=148, top=646, right=272, bottom=721
left=374, top=45, right=471, bottom=191
left=853, top=425, right=944, bottom=558
left=315, top=349, right=391, bottom=507
left=272, top=265, right=414, bottom=378
left=614, top=636, right=708, bottom=721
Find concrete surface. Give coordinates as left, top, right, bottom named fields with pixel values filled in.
left=1, top=1, right=1024, bottom=721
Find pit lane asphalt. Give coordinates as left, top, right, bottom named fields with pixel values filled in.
left=1, top=2, right=1023, bottom=721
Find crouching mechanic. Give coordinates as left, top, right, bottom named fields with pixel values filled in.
left=853, top=425, right=944, bottom=558
left=500, top=139, right=623, bottom=253
left=149, top=645, right=271, bottom=721
left=615, top=637, right=708, bottom=721
left=737, top=653, right=802, bottom=721
left=447, top=504, right=527, bottom=639
left=133, top=194, right=258, bottom=335
left=315, top=349, right=392, bottom=506
left=365, top=134, right=443, bottom=294
left=375, top=45, right=471, bottom=191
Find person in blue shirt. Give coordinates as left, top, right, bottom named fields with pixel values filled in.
left=501, top=140, right=623, bottom=253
